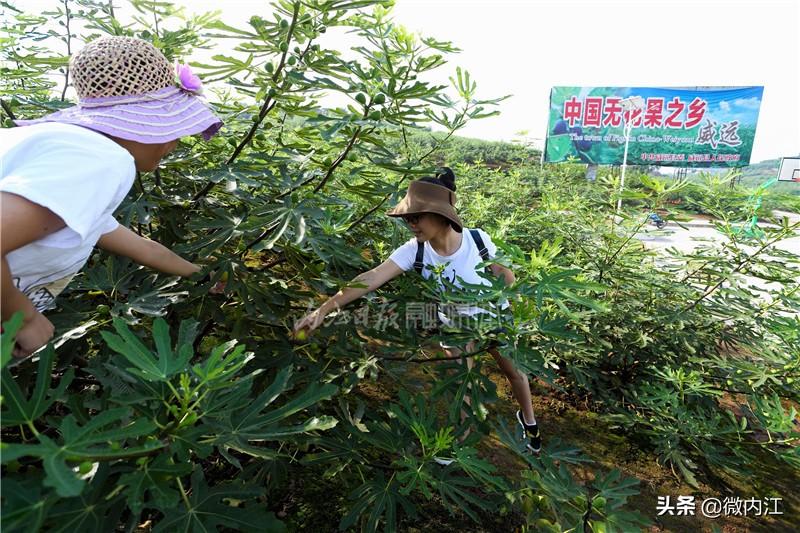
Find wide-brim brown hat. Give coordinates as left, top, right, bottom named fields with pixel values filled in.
left=387, top=181, right=463, bottom=232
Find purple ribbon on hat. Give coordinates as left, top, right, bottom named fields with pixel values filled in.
left=175, top=63, right=203, bottom=94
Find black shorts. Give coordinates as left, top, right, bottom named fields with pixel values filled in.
left=486, top=326, right=510, bottom=349
left=438, top=326, right=510, bottom=350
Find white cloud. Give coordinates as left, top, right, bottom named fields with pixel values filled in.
left=733, top=97, right=763, bottom=110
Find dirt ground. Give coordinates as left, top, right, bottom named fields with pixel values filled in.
left=484, top=370, right=798, bottom=532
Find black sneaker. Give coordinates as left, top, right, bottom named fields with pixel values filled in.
left=516, top=410, right=542, bottom=455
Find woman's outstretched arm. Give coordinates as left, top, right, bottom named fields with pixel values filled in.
left=293, top=258, right=405, bottom=335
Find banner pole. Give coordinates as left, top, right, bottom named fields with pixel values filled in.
left=617, top=120, right=631, bottom=214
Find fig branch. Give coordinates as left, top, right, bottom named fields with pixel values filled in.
left=192, top=2, right=306, bottom=202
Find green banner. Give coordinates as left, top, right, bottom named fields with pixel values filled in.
left=545, top=86, right=764, bottom=168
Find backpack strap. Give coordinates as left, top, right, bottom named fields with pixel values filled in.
left=469, top=229, right=490, bottom=261
left=469, top=229, right=493, bottom=273
left=413, top=240, right=425, bottom=275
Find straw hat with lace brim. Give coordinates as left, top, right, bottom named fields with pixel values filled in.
left=15, top=36, right=222, bottom=143
left=387, top=180, right=463, bottom=233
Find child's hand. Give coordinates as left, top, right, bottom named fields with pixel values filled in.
left=13, top=311, right=54, bottom=359
left=192, top=268, right=228, bottom=295
left=209, top=271, right=228, bottom=295
left=292, top=309, right=324, bottom=339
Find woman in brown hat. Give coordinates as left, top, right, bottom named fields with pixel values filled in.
left=293, top=168, right=541, bottom=456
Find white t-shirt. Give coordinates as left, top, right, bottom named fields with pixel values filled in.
left=1, top=123, right=136, bottom=311
left=388, top=227, right=510, bottom=325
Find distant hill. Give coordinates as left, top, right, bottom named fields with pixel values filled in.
left=391, top=130, right=798, bottom=195
left=419, top=132, right=541, bottom=169
left=737, top=156, right=799, bottom=193
left=740, top=157, right=781, bottom=177
left=682, top=156, right=800, bottom=194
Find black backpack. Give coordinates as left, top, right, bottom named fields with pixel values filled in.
left=413, top=229, right=491, bottom=275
